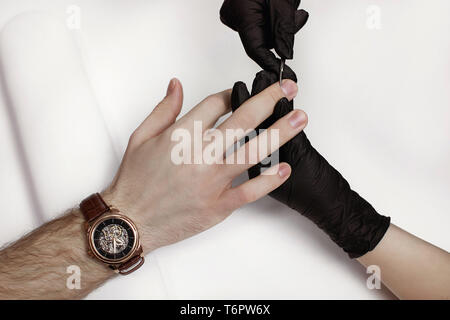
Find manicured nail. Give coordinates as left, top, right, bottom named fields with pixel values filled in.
left=278, top=164, right=291, bottom=179
left=288, top=110, right=307, bottom=129
left=281, top=80, right=298, bottom=101
left=167, top=78, right=177, bottom=96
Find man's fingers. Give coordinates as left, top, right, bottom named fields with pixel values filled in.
left=225, top=109, right=308, bottom=176
left=180, top=89, right=232, bottom=130
left=131, top=78, right=183, bottom=146
left=222, top=163, right=291, bottom=211
left=217, top=80, right=298, bottom=150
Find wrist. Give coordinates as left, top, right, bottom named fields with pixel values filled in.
left=336, top=192, right=391, bottom=259
left=100, top=188, right=160, bottom=255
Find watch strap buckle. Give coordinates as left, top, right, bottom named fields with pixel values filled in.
left=115, top=253, right=145, bottom=275
left=112, top=246, right=144, bottom=275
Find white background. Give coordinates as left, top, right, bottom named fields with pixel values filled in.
left=0, top=0, right=448, bottom=299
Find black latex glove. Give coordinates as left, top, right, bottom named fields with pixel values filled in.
left=231, top=71, right=391, bottom=258
left=220, top=0, right=309, bottom=74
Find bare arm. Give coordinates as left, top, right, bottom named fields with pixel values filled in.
left=358, top=223, right=450, bottom=300
left=0, top=209, right=112, bottom=299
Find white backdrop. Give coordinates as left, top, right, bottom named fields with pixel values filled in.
left=0, top=0, right=448, bottom=299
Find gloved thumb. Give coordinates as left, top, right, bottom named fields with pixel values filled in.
left=272, top=2, right=309, bottom=60
left=294, top=9, right=309, bottom=34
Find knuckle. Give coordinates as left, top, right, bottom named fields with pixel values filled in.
left=203, top=93, right=226, bottom=110
left=128, top=129, right=143, bottom=147
left=231, top=111, right=252, bottom=131
left=237, top=188, right=255, bottom=204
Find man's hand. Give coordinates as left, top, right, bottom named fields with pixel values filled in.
left=220, top=0, right=309, bottom=74
left=0, top=78, right=307, bottom=299
left=103, top=78, right=307, bottom=254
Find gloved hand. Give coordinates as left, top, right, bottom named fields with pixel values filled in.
left=220, top=0, right=309, bottom=75
left=231, top=71, right=391, bottom=258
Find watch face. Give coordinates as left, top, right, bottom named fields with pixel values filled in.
left=91, top=217, right=137, bottom=261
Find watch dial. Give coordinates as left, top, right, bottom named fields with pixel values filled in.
left=92, top=218, right=136, bottom=261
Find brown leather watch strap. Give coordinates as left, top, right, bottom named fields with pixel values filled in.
left=81, top=193, right=145, bottom=275
left=117, top=246, right=145, bottom=275
left=80, top=193, right=110, bottom=222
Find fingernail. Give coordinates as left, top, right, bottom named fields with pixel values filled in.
left=166, top=78, right=177, bottom=96
left=281, top=80, right=298, bottom=101
left=278, top=164, right=291, bottom=179
left=288, top=110, right=307, bottom=129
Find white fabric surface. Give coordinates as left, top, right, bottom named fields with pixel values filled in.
left=0, top=0, right=448, bottom=299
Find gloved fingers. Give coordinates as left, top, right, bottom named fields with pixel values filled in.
left=293, top=0, right=301, bottom=9
left=294, top=9, right=309, bottom=34
left=224, top=109, right=307, bottom=177
left=179, top=89, right=232, bottom=131
left=222, top=0, right=279, bottom=71
left=282, top=64, right=298, bottom=83
left=231, top=81, right=251, bottom=112
left=270, top=0, right=297, bottom=59
left=222, top=163, right=292, bottom=211
left=217, top=80, right=297, bottom=151
left=219, top=0, right=240, bottom=32
left=271, top=1, right=309, bottom=59
left=273, top=97, right=294, bottom=120
left=221, top=0, right=308, bottom=71
left=248, top=163, right=262, bottom=180
left=239, top=29, right=281, bottom=74
left=280, top=130, right=311, bottom=165
left=273, top=29, right=295, bottom=61
left=251, top=70, right=279, bottom=96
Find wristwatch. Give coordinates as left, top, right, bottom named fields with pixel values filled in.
left=80, top=193, right=144, bottom=275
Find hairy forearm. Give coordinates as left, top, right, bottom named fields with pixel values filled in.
left=0, top=209, right=114, bottom=299
left=358, top=223, right=450, bottom=300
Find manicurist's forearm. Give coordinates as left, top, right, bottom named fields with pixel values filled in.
left=0, top=209, right=114, bottom=299
left=357, top=223, right=450, bottom=300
